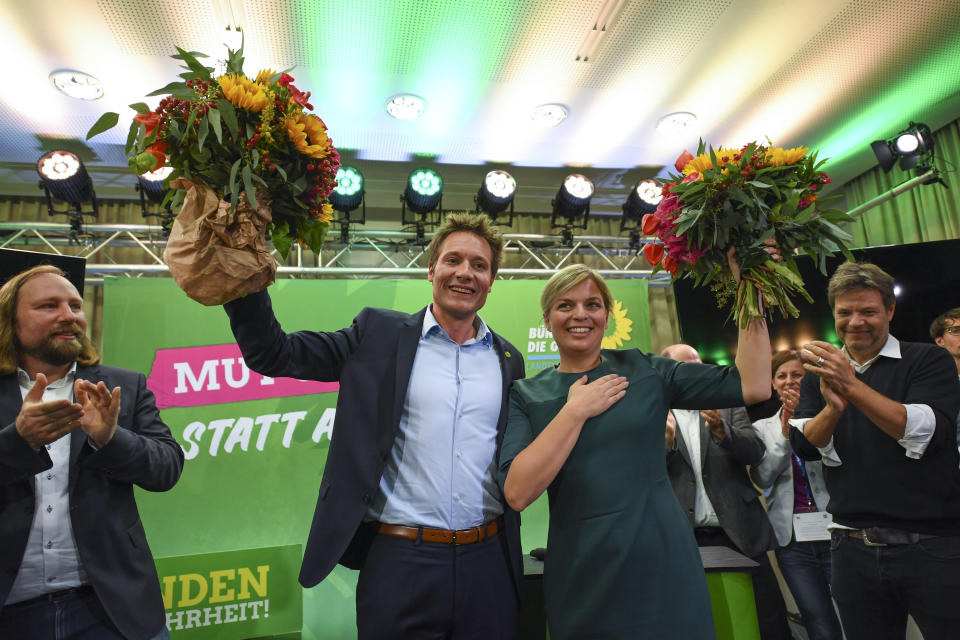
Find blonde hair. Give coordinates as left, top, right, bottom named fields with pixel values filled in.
left=540, top=264, right=613, bottom=318
left=0, top=264, right=100, bottom=374
left=428, top=211, right=504, bottom=278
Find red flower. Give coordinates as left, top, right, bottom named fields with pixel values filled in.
left=145, top=141, right=167, bottom=170
left=681, top=171, right=700, bottom=183
left=663, top=254, right=679, bottom=275
left=288, top=85, right=314, bottom=110
left=134, top=112, right=162, bottom=137
left=641, top=213, right=659, bottom=235
left=674, top=150, right=694, bottom=173
left=643, top=243, right=664, bottom=265
left=278, top=73, right=295, bottom=87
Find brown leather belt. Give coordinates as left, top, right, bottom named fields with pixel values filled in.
left=376, top=516, right=503, bottom=545
left=840, top=527, right=939, bottom=546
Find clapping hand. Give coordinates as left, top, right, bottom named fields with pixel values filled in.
left=701, top=409, right=726, bottom=441
left=74, top=379, right=122, bottom=448
left=15, top=374, right=84, bottom=449
left=778, top=386, right=800, bottom=437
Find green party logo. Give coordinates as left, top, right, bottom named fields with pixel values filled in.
left=601, top=300, right=633, bottom=349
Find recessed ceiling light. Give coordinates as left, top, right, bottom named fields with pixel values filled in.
left=531, top=103, right=568, bottom=128
left=386, top=94, right=426, bottom=120
left=49, top=70, right=104, bottom=101
left=656, top=111, right=697, bottom=135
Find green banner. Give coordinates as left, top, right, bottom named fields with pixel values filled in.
left=157, top=545, right=301, bottom=639
left=103, top=276, right=650, bottom=638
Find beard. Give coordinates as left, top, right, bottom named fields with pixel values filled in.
left=17, top=326, right=84, bottom=367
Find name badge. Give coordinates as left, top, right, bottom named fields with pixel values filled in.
left=793, top=511, right=832, bottom=542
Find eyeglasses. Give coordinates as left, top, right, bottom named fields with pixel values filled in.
left=944, top=326, right=960, bottom=336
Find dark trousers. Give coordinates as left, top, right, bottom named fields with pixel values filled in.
left=694, top=528, right=794, bottom=640
left=775, top=540, right=843, bottom=640
left=0, top=586, right=169, bottom=640
left=831, top=531, right=960, bottom=640
left=356, top=531, right=518, bottom=640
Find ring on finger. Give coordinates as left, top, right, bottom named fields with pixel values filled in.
left=815, top=355, right=825, bottom=367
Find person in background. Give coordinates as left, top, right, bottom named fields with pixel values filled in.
left=223, top=212, right=525, bottom=640
left=751, top=350, right=843, bottom=640
left=663, top=343, right=794, bottom=640
left=0, top=265, right=182, bottom=640
left=930, top=306, right=960, bottom=459
left=499, top=255, right=773, bottom=640
left=793, top=261, right=960, bottom=640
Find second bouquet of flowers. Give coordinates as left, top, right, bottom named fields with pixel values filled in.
left=642, top=140, right=854, bottom=327
left=88, top=44, right=340, bottom=305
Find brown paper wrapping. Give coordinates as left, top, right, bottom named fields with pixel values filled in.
left=162, top=178, right=277, bottom=306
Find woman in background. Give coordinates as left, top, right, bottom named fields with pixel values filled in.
left=498, top=262, right=772, bottom=639
left=751, top=350, right=843, bottom=640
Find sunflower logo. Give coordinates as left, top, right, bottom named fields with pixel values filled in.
left=602, top=300, right=633, bottom=348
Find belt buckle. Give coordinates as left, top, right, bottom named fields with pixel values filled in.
left=861, top=529, right=887, bottom=547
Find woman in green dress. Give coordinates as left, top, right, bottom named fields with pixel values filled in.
left=498, top=263, right=773, bottom=639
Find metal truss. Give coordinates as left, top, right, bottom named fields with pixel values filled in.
left=0, top=221, right=671, bottom=287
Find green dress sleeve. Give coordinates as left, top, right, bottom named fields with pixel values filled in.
left=497, top=383, right=534, bottom=491
left=648, top=353, right=745, bottom=409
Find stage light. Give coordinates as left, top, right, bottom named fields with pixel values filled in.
left=550, top=173, right=594, bottom=245
left=475, top=170, right=516, bottom=225
left=137, top=166, right=173, bottom=204
left=330, top=166, right=366, bottom=242
left=871, top=122, right=934, bottom=173
left=403, top=168, right=443, bottom=214
left=621, top=180, right=662, bottom=223
left=36, top=150, right=99, bottom=234
left=329, top=165, right=365, bottom=213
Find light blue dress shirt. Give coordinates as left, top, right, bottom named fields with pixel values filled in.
left=6, top=364, right=88, bottom=605
left=369, top=306, right=504, bottom=530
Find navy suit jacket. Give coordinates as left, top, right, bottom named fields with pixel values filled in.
left=0, top=364, right=184, bottom=640
left=224, top=290, right=526, bottom=595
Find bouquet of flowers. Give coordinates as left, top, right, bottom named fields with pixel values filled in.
left=642, top=140, right=853, bottom=327
left=87, top=43, right=340, bottom=304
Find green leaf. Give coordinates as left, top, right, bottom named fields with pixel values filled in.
left=128, top=102, right=150, bottom=115
left=241, top=164, right=258, bottom=209
left=217, top=99, right=238, bottom=139
left=302, top=220, right=329, bottom=254
left=274, top=164, right=287, bottom=182
left=86, top=112, right=120, bottom=140
left=207, top=107, right=222, bottom=143
left=124, top=121, right=139, bottom=155
left=225, top=35, right=246, bottom=75
left=174, top=46, right=214, bottom=82
left=251, top=149, right=259, bottom=167
left=229, top=158, right=242, bottom=206
left=171, top=49, right=209, bottom=60
left=147, top=81, right=190, bottom=97
left=271, top=222, right=292, bottom=258
left=197, top=116, right=209, bottom=152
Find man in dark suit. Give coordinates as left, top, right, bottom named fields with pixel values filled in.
left=224, top=212, right=524, bottom=639
left=663, top=343, right=794, bottom=640
left=0, top=265, right=183, bottom=640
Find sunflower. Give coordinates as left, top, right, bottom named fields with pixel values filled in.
left=316, top=203, right=334, bottom=224
left=285, top=113, right=332, bottom=159
left=218, top=74, right=269, bottom=111
left=681, top=147, right=740, bottom=176
left=601, top=300, right=633, bottom=349
left=255, top=68, right=278, bottom=84
left=766, top=146, right=808, bottom=167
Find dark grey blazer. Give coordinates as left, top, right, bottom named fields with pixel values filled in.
left=224, top=290, right=526, bottom=595
left=0, top=364, right=184, bottom=640
left=665, top=406, right=776, bottom=558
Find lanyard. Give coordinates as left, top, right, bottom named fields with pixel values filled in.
left=792, top=452, right=816, bottom=510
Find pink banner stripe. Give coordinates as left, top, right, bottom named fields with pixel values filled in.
left=147, top=343, right=338, bottom=409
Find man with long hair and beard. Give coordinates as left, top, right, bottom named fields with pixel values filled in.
left=0, top=264, right=182, bottom=640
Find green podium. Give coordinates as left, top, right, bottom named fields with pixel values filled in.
left=519, top=545, right=760, bottom=639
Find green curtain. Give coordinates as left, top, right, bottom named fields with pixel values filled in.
left=840, top=117, right=960, bottom=247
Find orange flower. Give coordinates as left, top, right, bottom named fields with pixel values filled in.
left=674, top=150, right=694, bottom=173
left=663, top=254, right=679, bottom=275
left=134, top=112, right=161, bottom=136
left=641, top=214, right=659, bottom=235
left=145, top=141, right=167, bottom=170
left=643, top=243, right=664, bottom=265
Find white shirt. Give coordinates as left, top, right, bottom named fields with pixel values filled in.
left=674, top=409, right=721, bottom=527
left=6, top=365, right=88, bottom=605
